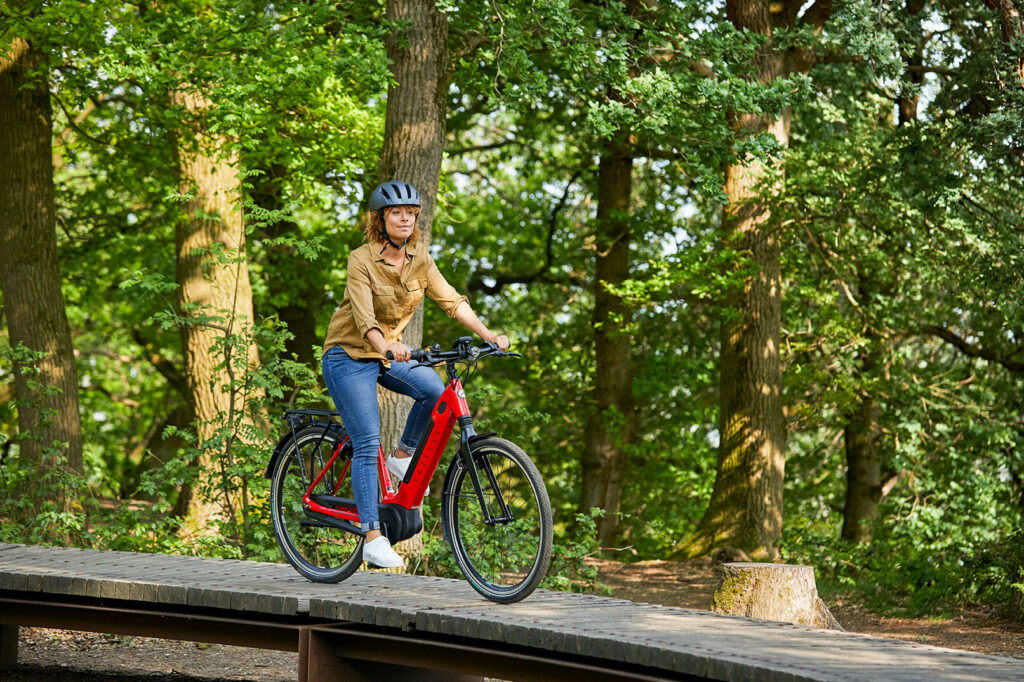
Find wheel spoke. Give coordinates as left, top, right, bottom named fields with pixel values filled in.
left=271, top=428, right=363, bottom=583
left=443, top=438, right=552, bottom=603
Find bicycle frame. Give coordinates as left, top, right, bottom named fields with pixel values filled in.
left=300, top=370, right=471, bottom=525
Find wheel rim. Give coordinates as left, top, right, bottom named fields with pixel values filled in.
left=451, top=449, right=546, bottom=595
left=274, top=433, right=362, bottom=576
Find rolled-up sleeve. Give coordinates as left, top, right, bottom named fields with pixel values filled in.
left=346, top=253, right=381, bottom=338
left=425, top=255, right=468, bottom=318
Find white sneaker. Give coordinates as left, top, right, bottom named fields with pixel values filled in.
left=386, top=453, right=412, bottom=481
left=362, top=536, right=403, bottom=568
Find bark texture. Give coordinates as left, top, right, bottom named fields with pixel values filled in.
left=680, top=0, right=829, bottom=560
left=375, top=0, right=450, bottom=453
left=372, top=0, right=450, bottom=561
left=171, top=88, right=261, bottom=536
left=579, top=139, right=635, bottom=546
left=681, top=109, right=790, bottom=559
left=841, top=377, right=883, bottom=543
left=712, top=562, right=843, bottom=630
left=0, top=38, right=83, bottom=482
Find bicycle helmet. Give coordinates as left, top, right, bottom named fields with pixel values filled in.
left=368, top=180, right=421, bottom=211
left=368, top=180, right=421, bottom=253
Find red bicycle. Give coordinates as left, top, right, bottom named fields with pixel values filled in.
left=266, top=337, right=553, bottom=603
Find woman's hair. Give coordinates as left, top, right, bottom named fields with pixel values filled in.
left=365, top=206, right=421, bottom=247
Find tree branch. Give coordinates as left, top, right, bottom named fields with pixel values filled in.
left=131, top=329, right=191, bottom=398
left=800, top=0, right=834, bottom=30
left=985, top=0, right=1024, bottom=89
left=466, top=171, right=586, bottom=294
left=53, top=93, right=109, bottom=147
left=450, top=28, right=490, bottom=63
left=905, top=64, right=956, bottom=76
left=922, top=325, right=1024, bottom=372
left=448, top=137, right=519, bottom=156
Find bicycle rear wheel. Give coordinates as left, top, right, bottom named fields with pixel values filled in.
left=269, top=425, right=363, bottom=583
left=442, top=437, right=552, bottom=603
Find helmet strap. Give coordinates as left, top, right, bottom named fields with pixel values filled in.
left=378, top=209, right=413, bottom=255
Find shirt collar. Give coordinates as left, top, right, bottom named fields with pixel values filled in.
left=373, top=241, right=418, bottom=262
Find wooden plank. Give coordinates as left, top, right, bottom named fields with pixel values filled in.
left=0, top=543, right=1022, bottom=681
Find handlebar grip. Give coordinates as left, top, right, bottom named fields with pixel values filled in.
left=410, top=349, right=428, bottom=362
left=385, top=351, right=394, bottom=361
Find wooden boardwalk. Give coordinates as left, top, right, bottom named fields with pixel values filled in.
left=1, top=543, right=1022, bottom=681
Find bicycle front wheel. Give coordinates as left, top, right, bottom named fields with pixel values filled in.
left=442, top=437, right=552, bottom=603
left=269, top=425, right=363, bottom=583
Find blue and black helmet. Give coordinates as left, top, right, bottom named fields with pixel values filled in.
left=368, top=180, right=421, bottom=211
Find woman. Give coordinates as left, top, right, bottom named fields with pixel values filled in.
left=321, top=180, right=510, bottom=568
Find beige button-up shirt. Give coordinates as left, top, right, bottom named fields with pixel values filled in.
left=322, top=242, right=468, bottom=361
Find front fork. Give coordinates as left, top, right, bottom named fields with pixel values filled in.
left=456, top=416, right=514, bottom=527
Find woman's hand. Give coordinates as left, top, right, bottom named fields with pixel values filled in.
left=386, top=343, right=412, bottom=362
left=486, top=334, right=510, bottom=351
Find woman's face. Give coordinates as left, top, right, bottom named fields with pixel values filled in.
left=384, top=206, right=418, bottom=243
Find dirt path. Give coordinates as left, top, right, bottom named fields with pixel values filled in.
left=0, top=628, right=297, bottom=681
left=3, top=560, right=1022, bottom=681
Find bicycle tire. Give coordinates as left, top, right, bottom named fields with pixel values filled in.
left=269, top=425, right=363, bottom=583
left=441, top=436, right=553, bottom=603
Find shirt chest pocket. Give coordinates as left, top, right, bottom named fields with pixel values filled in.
left=402, top=279, right=427, bottom=311
left=372, top=284, right=400, bottom=322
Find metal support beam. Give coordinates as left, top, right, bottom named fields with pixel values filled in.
left=302, top=624, right=679, bottom=682
left=0, top=597, right=304, bottom=653
left=303, top=626, right=481, bottom=682
left=0, top=624, right=17, bottom=672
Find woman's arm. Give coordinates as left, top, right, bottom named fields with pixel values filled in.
left=452, top=301, right=510, bottom=350
left=365, top=328, right=411, bottom=362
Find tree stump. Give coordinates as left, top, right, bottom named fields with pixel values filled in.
left=711, top=562, right=843, bottom=630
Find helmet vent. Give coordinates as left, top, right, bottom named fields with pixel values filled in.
left=390, top=183, right=403, bottom=198
left=380, top=187, right=392, bottom=202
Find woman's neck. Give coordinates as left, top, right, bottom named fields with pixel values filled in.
left=382, top=243, right=405, bottom=272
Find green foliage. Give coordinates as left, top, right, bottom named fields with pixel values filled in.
left=544, top=509, right=611, bottom=594
left=2, top=0, right=1023, bottom=618
left=410, top=504, right=609, bottom=595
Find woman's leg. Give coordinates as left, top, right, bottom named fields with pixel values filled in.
left=378, top=360, right=446, bottom=456
left=321, top=347, right=383, bottom=532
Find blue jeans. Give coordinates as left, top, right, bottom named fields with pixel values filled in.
left=321, top=346, right=445, bottom=530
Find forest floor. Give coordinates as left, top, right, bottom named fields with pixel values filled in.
left=2, top=559, right=1022, bottom=681
left=589, top=558, right=1024, bottom=660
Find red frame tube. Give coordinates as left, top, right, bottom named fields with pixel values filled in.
left=301, top=377, right=470, bottom=523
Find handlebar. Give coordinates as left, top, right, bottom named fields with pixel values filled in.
left=385, top=337, right=521, bottom=365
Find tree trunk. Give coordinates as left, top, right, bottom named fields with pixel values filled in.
left=375, top=0, right=448, bottom=450
left=0, top=38, right=84, bottom=489
left=712, top=562, right=843, bottom=630
left=578, top=139, right=634, bottom=547
left=840, top=3, right=925, bottom=541
left=374, top=0, right=450, bottom=559
left=171, top=88, right=261, bottom=537
left=678, top=0, right=799, bottom=560
left=841, top=370, right=883, bottom=543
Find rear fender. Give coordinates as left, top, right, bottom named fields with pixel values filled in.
left=264, top=422, right=347, bottom=479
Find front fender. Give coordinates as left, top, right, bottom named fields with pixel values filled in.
left=440, top=433, right=498, bottom=545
